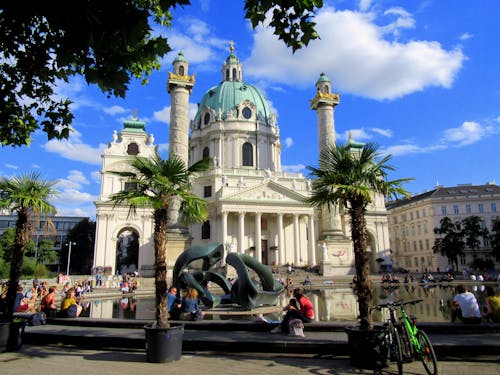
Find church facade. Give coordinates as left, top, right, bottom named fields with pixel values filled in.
left=92, top=47, right=391, bottom=277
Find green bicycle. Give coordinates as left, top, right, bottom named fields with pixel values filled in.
left=372, top=299, right=438, bottom=375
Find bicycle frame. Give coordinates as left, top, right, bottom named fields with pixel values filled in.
left=399, top=304, right=423, bottom=354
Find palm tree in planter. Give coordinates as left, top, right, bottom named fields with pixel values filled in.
left=0, top=172, right=56, bottom=351
left=108, top=155, right=209, bottom=362
left=307, top=142, right=411, bottom=368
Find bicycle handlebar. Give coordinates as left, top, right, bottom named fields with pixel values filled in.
left=371, top=299, right=423, bottom=311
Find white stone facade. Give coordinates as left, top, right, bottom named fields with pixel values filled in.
left=93, top=49, right=391, bottom=276
left=387, top=183, right=500, bottom=273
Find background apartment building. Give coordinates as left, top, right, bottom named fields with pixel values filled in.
left=0, top=211, right=90, bottom=273
left=387, top=183, right=499, bottom=273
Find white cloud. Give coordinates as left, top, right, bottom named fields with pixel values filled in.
left=56, top=205, right=96, bottom=219
left=358, top=0, right=372, bottom=12
left=245, top=7, right=464, bottom=100
left=52, top=188, right=96, bottom=206
left=459, top=33, right=473, bottom=41
left=55, top=170, right=91, bottom=190
left=282, top=164, right=306, bottom=173
left=371, top=128, right=393, bottom=137
left=44, top=130, right=106, bottom=165
left=382, top=143, right=425, bottom=156
left=340, top=128, right=372, bottom=141
left=284, top=137, right=294, bottom=148
left=103, top=105, right=128, bottom=116
left=442, top=121, right=485, bottom=146
left=381, top=7, right=415, bottom=37
left=158, top=19, right=228, bottom=69
left=154, top=103, right=198, bottom=124
left=91, top=170, right=101, bottom=184
left=54, top=76, right=101, bottom=112
left=5, top=164, right=19, bottom=170
left=154, top=106, right=171, bottom=124
left=199, top=0, right=210, bottom=12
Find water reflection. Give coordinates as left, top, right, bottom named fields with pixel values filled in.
left=79, top=284, right=497, bottom=323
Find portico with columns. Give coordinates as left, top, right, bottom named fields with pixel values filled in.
left=93, top=44, right=392, bottom=277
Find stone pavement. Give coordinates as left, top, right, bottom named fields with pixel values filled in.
left=22, top=318, right=500, bottom=359
left=1, top=345, right=499, bottom=375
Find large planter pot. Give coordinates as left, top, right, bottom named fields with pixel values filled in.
left=0, top=320, right=26, bottom=352
left=144, top=323, right=184, bottom=363
left=345, top=325, right=387, bottom=370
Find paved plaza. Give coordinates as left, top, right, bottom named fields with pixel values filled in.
left=0, top=345, right=499, bottom=375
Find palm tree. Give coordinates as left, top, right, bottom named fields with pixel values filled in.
left=307, top=142, right=411, bottom=330
left=109, top=155, right=209, bottom=328
left=0, top=172, right=57, bottom=321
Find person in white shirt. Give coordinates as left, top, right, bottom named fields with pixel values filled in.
left=451, top=285, right=482, bottom=324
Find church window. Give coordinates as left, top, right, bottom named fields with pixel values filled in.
left=178, top=65, right=185, bottom=75
left=203, top=186, right=212, bottom=197
left=127, top=142, right=139, bottom=155
left=204, top=112, right=211, bottom=125
left=323, top=85, right=329, bottom=93
left=201, top=221, right=210, bottom=239
left=202, top=147, right=209, bottom=159
left=242, top=142, right=253, bottom=166
left=232, top=68, right=237, bottom=81
left=226, top=69, right=229, bottom=80
left=242, top=107, right=252, bottom=119
left=124, top=182, right=138, bottom=191
left=261, top=218, right=267, bottom=231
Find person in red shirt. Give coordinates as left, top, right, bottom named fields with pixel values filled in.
left=271, top=288, right=315, bottom=334
left=40, top=286, right=58, bottom=317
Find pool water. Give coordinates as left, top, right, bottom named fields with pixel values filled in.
left=78, top=283, right=495, bottom=323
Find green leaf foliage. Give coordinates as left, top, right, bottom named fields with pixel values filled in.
left=1, top=1, right=323, bottom=146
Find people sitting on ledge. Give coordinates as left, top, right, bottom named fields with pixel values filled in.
left=404, top=272, right=415, bottom=283
left=60, top=287, right=83, bottom=318
left=440, top=273, right=455, bottom=283
left=484, top=286, right=500, bottom=323
left=40, top=286, right=58, bottom=317
left=421, top=273, right=436, bottom=283
left=451, top=285, right=482, bottom=324
left=270, top=288, right=314, bottom=334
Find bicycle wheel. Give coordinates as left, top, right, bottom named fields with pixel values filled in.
left=398, top=323, right=414, bottom=362
left=416, top=330, right=438, bottom=375
left=388, top=324, right=404, bottom=375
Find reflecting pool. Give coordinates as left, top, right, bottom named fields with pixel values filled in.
left=78, top=283, right=497, bottom=323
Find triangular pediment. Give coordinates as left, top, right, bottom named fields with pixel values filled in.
left=222, top=180, right=308, bottom=205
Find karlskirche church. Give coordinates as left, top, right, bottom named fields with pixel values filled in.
left=92, top=45, right=391, bottom=277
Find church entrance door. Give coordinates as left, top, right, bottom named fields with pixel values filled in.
left=261, top=239, right=268, bottom=264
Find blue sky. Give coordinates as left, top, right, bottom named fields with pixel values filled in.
left=1, top=0, right=499, bottom=220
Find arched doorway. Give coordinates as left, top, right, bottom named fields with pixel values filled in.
left=116, top=228, right=139, bottom=275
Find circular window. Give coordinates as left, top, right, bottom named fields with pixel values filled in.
left=242, top=107, right=252, bottom=119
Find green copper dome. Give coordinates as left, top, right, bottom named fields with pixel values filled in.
left=173, top=52, right=188, bottom=64
left=193, top=80, right=272, bottom=127
left=316, top=72, right=330, bottom=84
left=123, top=118, right=145, bottom=133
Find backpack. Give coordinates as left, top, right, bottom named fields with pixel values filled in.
left=28, top=311, right=46, bottom=326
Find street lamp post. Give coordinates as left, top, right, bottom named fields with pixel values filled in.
left=66, top=241, right=76, bottom=276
